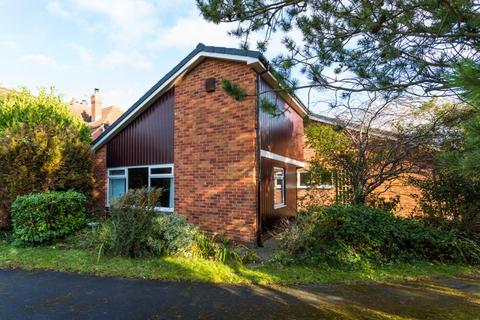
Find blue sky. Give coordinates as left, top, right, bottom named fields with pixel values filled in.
left=0, top=0, right=330, bottom=113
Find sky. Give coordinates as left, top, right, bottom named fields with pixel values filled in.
left=0, top=0, right=333, bottom=114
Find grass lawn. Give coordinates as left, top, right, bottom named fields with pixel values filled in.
left=0, top=241, right=477, bottom=285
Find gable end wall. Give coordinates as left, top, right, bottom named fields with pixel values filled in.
left=174, top=58, right=258, bottom=242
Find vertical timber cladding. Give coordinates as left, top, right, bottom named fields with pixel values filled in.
left=258, top=78, right=305, bottom=231
left=106, top=89, right=174, bottom=167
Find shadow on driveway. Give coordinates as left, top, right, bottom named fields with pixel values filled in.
left=0, top=269, right=479, bottom=319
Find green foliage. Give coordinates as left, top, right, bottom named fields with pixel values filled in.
left=277, top=205, right=480, bottom=268
left=413, top=170, right=480, bottom=241
left=98, top=187, right=157, bottom=258
left=98, top=188, right=205, bottom=259
left=449, top=59, right=480, bottom=105
left=0, top=88, right=93, bottom=226
left=148, top=214, right=195, bottom=256
left=304, top=123, right=353, bottom=178
left=198, top=0, right=479, bottom=96
left=11, top=191, right=86, bottom=245
left=0, top=87, right=90, bottom=141
left=259, top=98, right=278, bottom=116
left=412, top=94, right=480, bottom=241
left=191, top=232, right=243, bottom=263
left=221, top=77, right=247, bottom=101
left=1, top=241, right=477, bottom=286
left=460, top=113, right=480, bottom=182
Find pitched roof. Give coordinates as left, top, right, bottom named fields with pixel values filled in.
left=92, top=43, right=317, bottom=150
left=68, top=99, right=123, bottom=127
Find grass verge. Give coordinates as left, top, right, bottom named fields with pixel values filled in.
left=0, top=242, right=477, bottom=285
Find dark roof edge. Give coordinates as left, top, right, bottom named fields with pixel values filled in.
left=92, top=44, right=206, bottom=146
left=91, top=43, right=313, bottom=148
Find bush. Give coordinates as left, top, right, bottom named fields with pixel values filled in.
left=0, top=88, right=93, bottom=227
left=99, top=188, right=194, bottom=258
left=11, top=191, right=86, bottom=245
left=148, top=214, right=194, bottom=256
left=277, top=205, right=480, bottom=268
left=412, top=170, right=480, bottom=241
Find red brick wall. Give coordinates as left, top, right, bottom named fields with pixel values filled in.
left=174, top=58, right=258, bottom=242
left=92, top=145, right=107, bottom=215
left=300, top=131, right=422, bottom=216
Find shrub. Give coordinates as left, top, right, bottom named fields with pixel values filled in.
left=99, top=188, right=161, bottom=258
left=99, top=188, right=194, bottom=258
left=148, top=214, right=194, bottom=256
left=11, top=191, right=86, bottom=245
left=95, top=188, right=255, bottom=263
left=412, top=170, right=480, bottom=241
left=277, top=205, right=480, bottom=268
left=0, top=88, right=93, bottom=227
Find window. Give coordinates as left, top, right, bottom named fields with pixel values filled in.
left=297, top=169, right=334, bottom=189
left=107, top=164, right=174, bottom=212
left=273, top=167, right=286, bottom=208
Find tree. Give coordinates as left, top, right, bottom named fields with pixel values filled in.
left=198, top=0, right=480, bottom=98
left=448, top=59, right=480, bottom=181
left=304, top=94, right=459, bottom=205
left=412, top=60, right=480, bottom=238
left=0, top=88, right=93, bottom=227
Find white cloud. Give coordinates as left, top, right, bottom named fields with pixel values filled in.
left=151, top=11, right=303, bottom=58
left=48, top=0, right=158, bottom=45
left=21, top=54, right=58, bottom=67
left=68, top=43, right=93, bottom=63
left=101, top=50, right=152, bottom=71
left=152, top=13, right=233, bottom=50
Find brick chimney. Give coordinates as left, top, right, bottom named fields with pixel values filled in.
left=90, top=88, right=102, bottom=122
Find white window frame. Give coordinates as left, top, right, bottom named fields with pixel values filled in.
left=107, top=164, right=174, bottom=212
left=273, top=166, right=286, bottom=209
left=297, top=169, right=334, bottom=189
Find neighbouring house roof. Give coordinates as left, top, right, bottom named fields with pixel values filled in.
left=68, top=100, right=91, bottom=122
left=68, top=100, right=123, bottom=126
left=68, top=94, right=124, bottom=140
left=92, top=43, right=319, bottom=151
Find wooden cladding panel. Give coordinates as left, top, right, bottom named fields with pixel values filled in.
left=258, top=78, right=304, bottom=161
left=260, top=157, right=298, bottom=231
left=107, top=89, right=174, bottom=167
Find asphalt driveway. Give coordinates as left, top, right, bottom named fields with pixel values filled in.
left=0, top=269, right=479, bottom=319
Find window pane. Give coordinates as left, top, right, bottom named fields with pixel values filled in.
left=273, top=167, right=285, bottom=206
left=128, top=167, right=148, bottom=189
left=299, top=171, right=310, bottom=187
left=151, top=167, right=172, bottom=175
left=109, top=178, right=126, bottom=200
left=150, top=178, right=172, bottom=208
left=320, top=171, right=333, bottom=186
left=109, top=169, right=125, bottom=176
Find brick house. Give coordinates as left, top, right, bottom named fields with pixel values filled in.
left=68, top=89, right=124, bottom=140
left=91, top=43, right=421, bottom=243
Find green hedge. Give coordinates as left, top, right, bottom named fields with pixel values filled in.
left=278, top=205, right=480, bottom=267
left=11, top=191, right=86, bottom=245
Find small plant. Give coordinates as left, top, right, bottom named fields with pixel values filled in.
left=191, top=232, right=244, bottom=263
left=11, top=190, right=86, bottom=245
